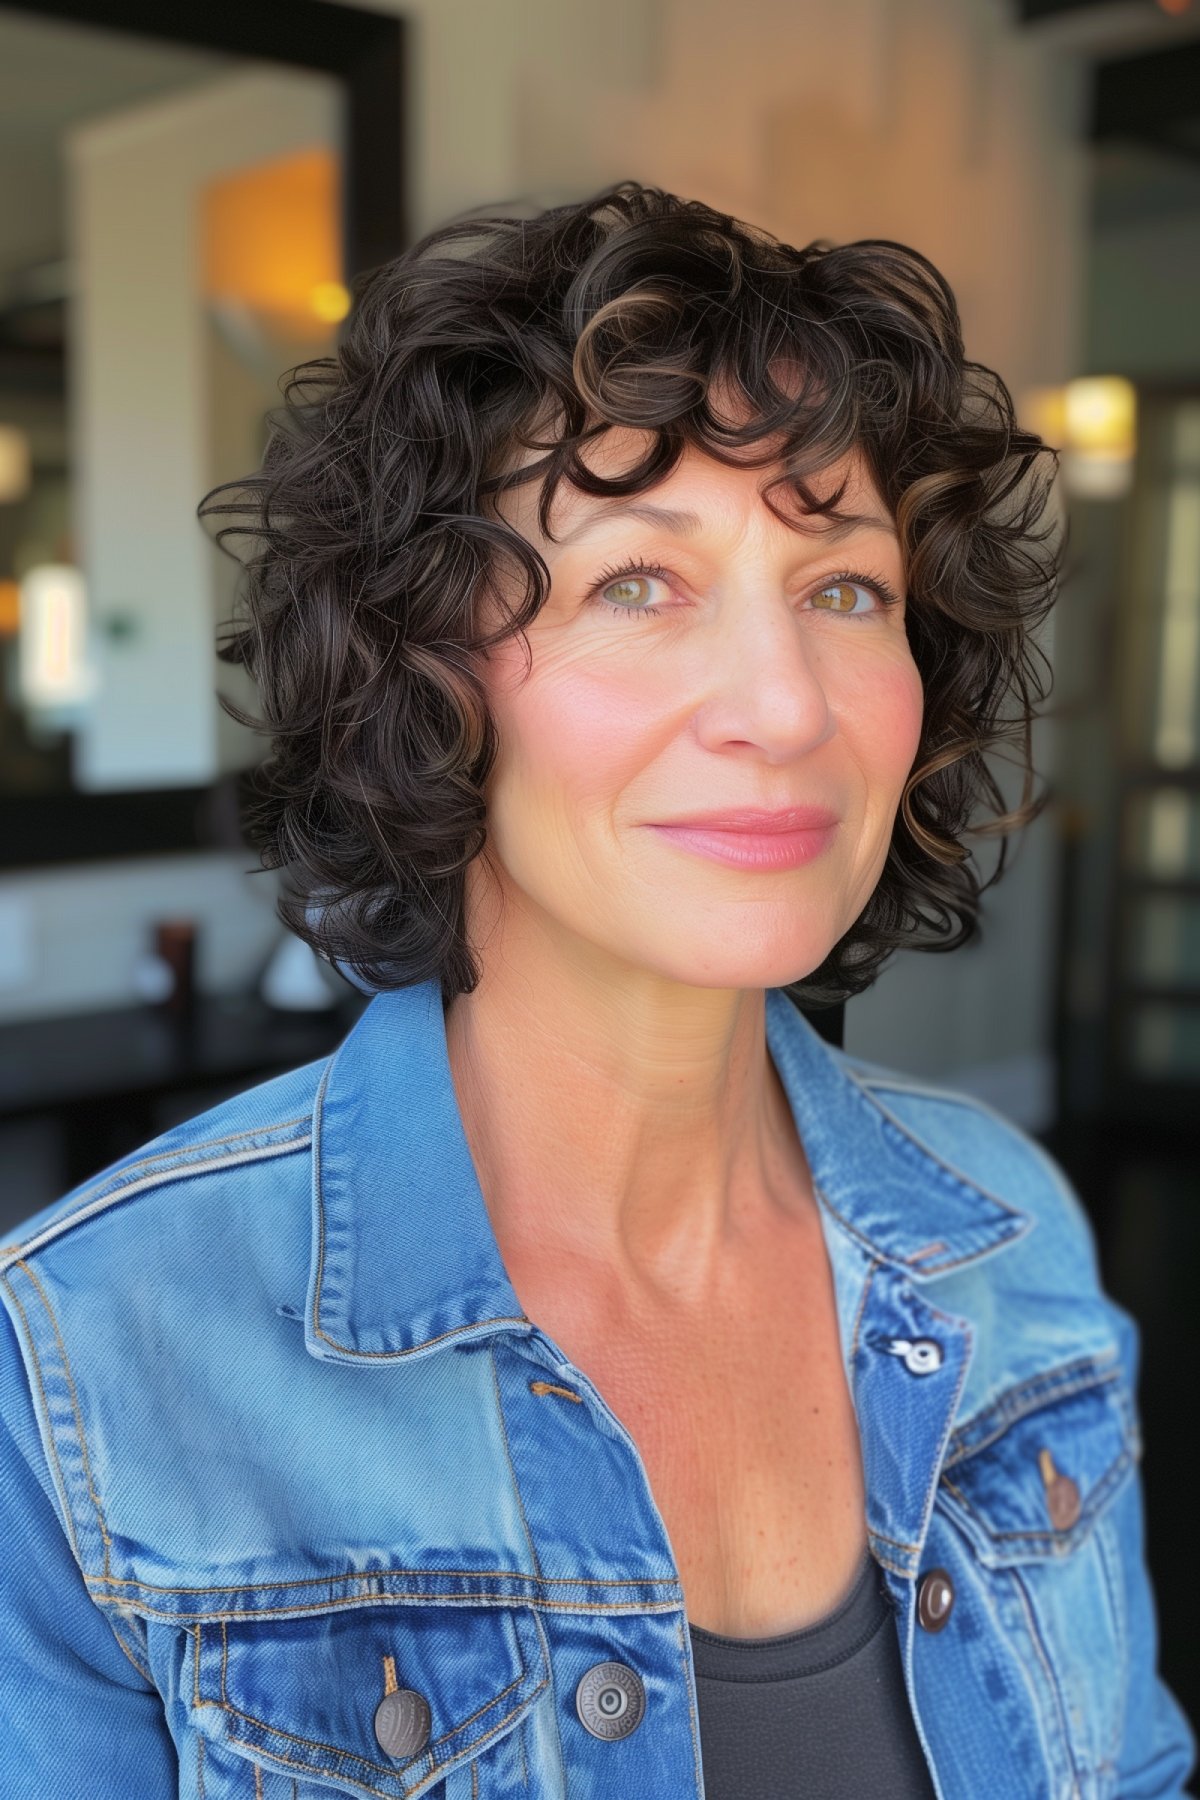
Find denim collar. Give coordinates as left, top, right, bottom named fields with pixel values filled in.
left=304, top=979, right=1033, bottom=1363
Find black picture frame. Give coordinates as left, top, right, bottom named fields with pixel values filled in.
left=0, top=0, right=408, bottom=871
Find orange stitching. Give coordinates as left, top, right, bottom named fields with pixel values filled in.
left=848, top=1254, right=880, bottom=1365
left=868, top=1525, right=921, bottom=1552
left=812, top=1171, right=1027, bottom=1278
left=0, top=1273, right=83, bottom=1566
left=431, top=1666, right=527, bottom=1748
left=310, top=1055, right=532, bottom=1358
left=675, top=1611, right=704, bottom=1795
left=218, top=1671, right=550, bottom=1795
left=381, top=1654, right=398, bottom=1696
left=1009, top=1566, right=1076, bottom=1778
left=102, top=1590, right=682, bottom=1623
left=914, top=1311, right=975, bottom=1552
left=940, top=1455, right=1132, bottom=1543
left=108, top=1617, right=153, bottom=1682
left=15, top=1258, right=113, bottom=1576
left=312, top=1310, right=531, bottom=1359
left=944, top=1363, right=1122, bottom=1467
left=223, top=1733, right=397, bottom=1800
left=529, top=1380, right=582, bottom=1403
left=1, top=1118, right=313, bottom=1260
left=89, top=1563, right=674, bottom=1593
left=488, top=1347, right=543, bottom=1579
left=198, top=1654, right=531, bottom=1768
left=846, top=1078, right=1032, bottom=1222
left=310, top=1058, right=336, bottom=1348
left=868, top=1545, right=912, bottom=1578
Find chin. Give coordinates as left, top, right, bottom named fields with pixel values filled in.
left=631, top=939, right=836, bottom=995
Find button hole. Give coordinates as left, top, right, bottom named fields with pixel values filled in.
left=906, top=1241, right=949, bottom=1263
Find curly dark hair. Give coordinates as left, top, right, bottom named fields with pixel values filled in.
left=200, top=178, right=1063, bottom=1012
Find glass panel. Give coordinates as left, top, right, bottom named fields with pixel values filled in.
left=1127, top=896, right=1200, bottom=990
left=0, top=27, right=344, bottom=802
left=1124, top=786, right=1200, bottom=880
left=1175, top=400, right=1200, bottom=472
left=1152, top=479, right=1200, bottom=770
left=1128, top=1003, right=1200, bottom=1081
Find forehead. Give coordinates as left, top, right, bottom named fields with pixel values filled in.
left=494, top=426, right=886, bottom=549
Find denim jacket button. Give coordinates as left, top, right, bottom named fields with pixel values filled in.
left=1038, top=1449, right=1082, bottom=1530
left=1046, top=1472, right=1081, bottom=1529
left=916, top=1568, right=955, bottom=1632
left=373, top=1688, right=432, bottom=1760
left=575, top=1661, right=647, bottom=1740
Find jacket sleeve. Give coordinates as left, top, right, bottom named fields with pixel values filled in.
left=1099, top=1288, right=1197, bottom=1798
left=0, top=1298, right=178, bottom=1798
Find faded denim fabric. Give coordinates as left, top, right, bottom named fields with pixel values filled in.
left=0, top=978, right=1195, bottom=1799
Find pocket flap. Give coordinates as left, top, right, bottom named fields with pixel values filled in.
left=937, top=1355, right=1139, bottom=1565
left=188, top=1600, right=550, bottom=1798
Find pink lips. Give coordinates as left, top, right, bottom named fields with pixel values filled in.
left=651, top=805, right=839, bottom=833
left=644, top=805, right=840, bottom=871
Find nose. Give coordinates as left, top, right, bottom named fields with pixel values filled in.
left=697, top=582, right=835, bottom=759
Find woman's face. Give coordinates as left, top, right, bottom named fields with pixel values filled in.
left=472, top=426, right=924, bottom=994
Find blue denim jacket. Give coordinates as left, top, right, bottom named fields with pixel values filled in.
left=1, top=978, right=1195, bottom=1799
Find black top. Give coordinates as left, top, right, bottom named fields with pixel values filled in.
left=687, top=1549, right=938, bottom=1798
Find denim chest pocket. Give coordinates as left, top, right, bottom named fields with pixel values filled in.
left=935, top=1354, right=1140, bottom=1781
left=183, top=1599, right=551, bottom=1799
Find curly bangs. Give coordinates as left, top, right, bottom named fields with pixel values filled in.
left=200, top=178, right=1063, bottom=1011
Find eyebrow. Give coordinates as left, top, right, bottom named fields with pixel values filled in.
left=554, top=499, right=898, bottom=546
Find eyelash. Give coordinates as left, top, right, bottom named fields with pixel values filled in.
left=584, top=557, right=904, bottom=622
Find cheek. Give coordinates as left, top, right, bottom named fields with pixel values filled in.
left=485, top=653, right=657, bottom=820
left=842, top=649, right=925, bottom=788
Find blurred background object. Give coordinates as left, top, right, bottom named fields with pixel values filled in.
left=0, top=0, right=1196, bottom=1730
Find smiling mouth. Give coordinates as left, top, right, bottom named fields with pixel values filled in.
left=644, top=816, right=839, bottom=870
left=647, top=805, right=840, bottom=833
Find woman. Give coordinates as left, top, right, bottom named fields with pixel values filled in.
left=0, top=182, right=1194, bottom=1799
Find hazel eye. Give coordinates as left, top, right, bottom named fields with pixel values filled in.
left=811, top=580, right=876, bottom=615
left=586, top=559, right=674, bottom=618
left=604, top=574, right=659, bottom=609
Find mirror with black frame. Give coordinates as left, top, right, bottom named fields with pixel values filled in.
left=0, top=0, right=404, bottom=868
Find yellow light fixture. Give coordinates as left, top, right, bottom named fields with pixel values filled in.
left=0, top=578, right=19, bottom=636
left=310, top=280, right=352, bottom=325
left=0, top=424, right=32, bottom=504
left=1023, top=376, right=1137, bottom=500
left=17, top=562, right=97, bottom=713
left=1065, top=377, right=1136, bottom=456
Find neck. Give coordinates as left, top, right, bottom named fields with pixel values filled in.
left=442, top=911, right=813, bottom=1310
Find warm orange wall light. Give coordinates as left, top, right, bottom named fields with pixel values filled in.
left=0, top=579, right=20, bottom=637
left=1024, top=377, right=1137, bottom=500
left=202, top=146, right=350, bottom=344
